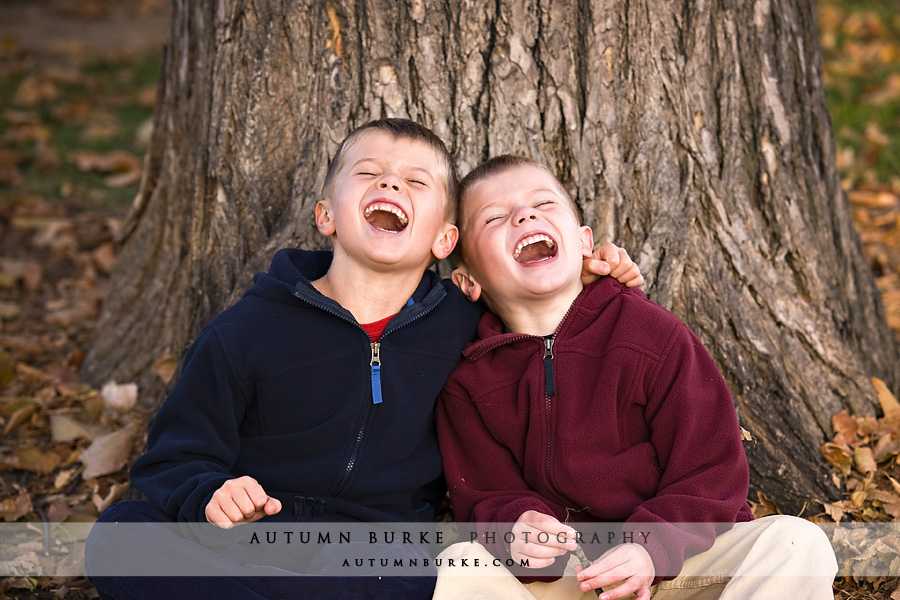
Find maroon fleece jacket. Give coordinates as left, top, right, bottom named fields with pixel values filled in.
left=437, top=278, right=753, bottom=581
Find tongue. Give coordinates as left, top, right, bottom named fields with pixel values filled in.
left=366, top=210, right=406, bottom=232
left=516, top=241, right=555, bottom=264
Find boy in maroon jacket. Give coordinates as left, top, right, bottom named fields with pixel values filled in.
left=434, top=155, right=836, bottom=600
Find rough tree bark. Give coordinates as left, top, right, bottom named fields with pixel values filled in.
left=81, top=0, right=900, bottom=513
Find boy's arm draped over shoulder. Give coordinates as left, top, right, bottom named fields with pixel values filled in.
left=130, top=325, right=250, bottom=522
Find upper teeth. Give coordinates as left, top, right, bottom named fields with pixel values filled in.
left=365, top=202, right=409, bottom=226
left=514, top=234, right=555, bottom=259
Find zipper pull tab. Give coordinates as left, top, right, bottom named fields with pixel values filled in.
left=370, top=342, right=383, bottom=404
left=543, top=337, right=555, bottom=397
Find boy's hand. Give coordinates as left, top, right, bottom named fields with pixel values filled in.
left=509, top=510, right=578, bottom=568
left=205, top=475, right=282, bottom=529
left=574, top=543, right=655, bottom=600
left=583, top=243, right=644, bottom=288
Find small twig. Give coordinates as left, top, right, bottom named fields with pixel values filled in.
left=573, top=544, right=601, bottom=597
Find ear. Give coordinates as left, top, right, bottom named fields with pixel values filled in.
left=579, top=226, right=594, bottom=257
left=315, top=201, right=335, bottom=237
left=431, top=224, right=459, bottom=261
left=451, top=266, right=482, bottom=303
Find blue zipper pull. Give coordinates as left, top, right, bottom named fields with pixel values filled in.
left=370, top=342, right=383, bottom=404
left=543, top=337, right=555, bottom=397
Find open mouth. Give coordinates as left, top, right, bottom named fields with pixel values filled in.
left=513, top=234, right=557, bottom=264
left=364, top=201, right=409, bottom=233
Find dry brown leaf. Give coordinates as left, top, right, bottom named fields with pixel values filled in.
left=79, top=423, right=137, bottom=479
left=90, top=242, right=116, bottom=274
left=750, top=491, right=781, bottom=518
left=92, top=482, right=128, bottom=513
left=848, top=190, right=899, bottom=207
left=7, top=447, right=62, bottom=475
left=872, top=376, right=900, bottom=415
left=70, top=150, right=139, bottom=175
left=823, top=501, right=851, bottom=523
left=154, top=353, right=177, bottom=384
left=52, top=468, right=79, bottom=493
left=49, top=414, right=108, bottom=442
left=104, top=170, right=142, bottom=188
left=13, top=74, right=60, bottom=106
left=45, top=501, right=71, bottom=523
left=888, top=475, right=900, bottom=496
left=832, top=410, right=861, bottom=446
left=854, top=446, right=878, bottom=474
left=821, top=441, right=853, bottom=476
left=3, top=402, right=38, bottom=435
left=0, top=492, right=33, bottom=522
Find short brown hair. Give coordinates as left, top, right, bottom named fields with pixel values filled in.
left=323, top=118, right=458, bottom=221
left=454, top=155, right=580, bottom=264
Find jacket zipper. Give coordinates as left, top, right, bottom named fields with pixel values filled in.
left=543, top=336, right=555, bottom=476
left=292, top=284, right=445, bottom=497
left=370, top=342, right=383, bottom=405
left=540, top=295, right=582, bottom=496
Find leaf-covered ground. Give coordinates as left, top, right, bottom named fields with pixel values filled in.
left=0, top=0, right=898, bottom=598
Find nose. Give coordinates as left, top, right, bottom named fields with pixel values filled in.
left=377, top=173, right=401, bottom=192
left=513, top=206, right=539, bottom=225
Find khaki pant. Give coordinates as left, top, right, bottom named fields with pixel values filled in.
left=432, top=516, right=837, bottom=600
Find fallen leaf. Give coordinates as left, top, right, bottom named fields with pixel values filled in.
left=49, top=414, right=108, bottom=442
left=888, top=475, right=900, bottom=496
left=52, top=468, right=79, bottom=492
left=45, top=501, right=71, bottom=523
left=854, top=446, right=878, bottom=474
left=90, top=242, right=116, bottom=274
left=92, top=482, right=128, bottom=513
left=100, top=381, right=138, bottom=413
left=153, top=354, right=177, bottom=384
left=79, top=423, right=137, bottom=479
left=70, top=150, right=139, bottom=175
left=0, top=492, right=33, bottom=522
left=750, top=491, right=781, bottom=518
left=821, top=441, right=853, bottom=476
left=848, top=190, right=899, bottom=208
left=872, top=376, right=900, bottom=415
left=823, top=500, right=850, bottom=523
left=832, top=410, right=861, bottom=446
left=7, top=447, right=62, bottom=475
left=3, top=402, right=38, bottom=435
left=13, top=74, right=60, bottom=106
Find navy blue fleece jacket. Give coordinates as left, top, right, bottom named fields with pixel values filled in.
left=130, top=249, right=484, bottom=523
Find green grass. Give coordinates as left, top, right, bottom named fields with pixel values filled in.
left=0, top=49, right=162, bottom=209
left=818, top=0, right=900, bottom=185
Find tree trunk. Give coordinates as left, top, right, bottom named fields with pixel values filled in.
left=81, top=0, right=900, bottom=514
